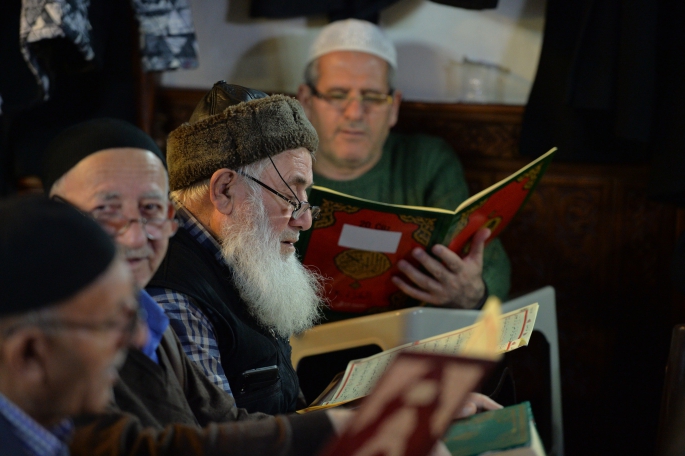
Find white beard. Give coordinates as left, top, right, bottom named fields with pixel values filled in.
left=219, top=194, right=324, bottom=338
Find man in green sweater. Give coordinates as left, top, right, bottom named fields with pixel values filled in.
left=297, top=19, right=511, bottom=318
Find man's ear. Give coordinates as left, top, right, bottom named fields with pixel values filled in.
left=209, top=168, right=238, bottom=216
left=388, top=88, right=402, bottom=128
left=297, top=83, right=313, bottom=117
left=2, top=328, right=50, bottom=386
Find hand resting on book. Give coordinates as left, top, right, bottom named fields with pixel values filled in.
left=457, top=392, right=503, bottom=419
left=393, top=228, right=490, bottom=309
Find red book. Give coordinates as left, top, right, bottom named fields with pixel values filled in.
left=318, top=352, right=495, bottom=456
left=298, top=148, right=556, bottom=313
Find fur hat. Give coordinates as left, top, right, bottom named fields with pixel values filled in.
left=166, top=81, right=319, bottom=191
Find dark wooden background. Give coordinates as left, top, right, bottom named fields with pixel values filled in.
left=152, top=87, right=685, bottom=455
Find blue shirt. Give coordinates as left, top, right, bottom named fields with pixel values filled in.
left=0, top=392, right=72, bottom=456
left=138, top=289, right=169, bottom=364
left=147, top=206, right=233, bottom=395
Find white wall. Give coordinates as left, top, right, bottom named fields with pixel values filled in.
left=161, top=0, right=545, bottom=104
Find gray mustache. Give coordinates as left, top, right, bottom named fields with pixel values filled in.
left=123, top=247, right=153, bottom=260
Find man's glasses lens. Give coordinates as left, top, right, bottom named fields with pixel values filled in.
left=292, top=202, right=320, bottom=221
left=310, top=84, right=393, bottom=110
left=93, top=214, right=169, bottom=240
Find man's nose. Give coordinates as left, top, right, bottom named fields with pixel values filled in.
left=116, top=220, right=149, bottom=248
left=291, top=207, right=313, bottom=231
left=342, top=96, right=365, bottom=120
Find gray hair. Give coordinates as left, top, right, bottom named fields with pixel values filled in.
left=170, top=158, right=273, bottom=206
left=304, top=57, right=396, bottom=91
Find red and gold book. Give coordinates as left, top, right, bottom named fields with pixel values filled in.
left=298, top=148, right=556, bottom=313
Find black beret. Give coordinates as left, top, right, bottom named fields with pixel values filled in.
left=0, top=195, right=117, bottom=317
left=42, top=118, right=166, bottom=193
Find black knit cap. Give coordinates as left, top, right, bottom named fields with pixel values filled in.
left=42, top=118, right=166, bottom=193
left=0, top=195, right=117, bottom=317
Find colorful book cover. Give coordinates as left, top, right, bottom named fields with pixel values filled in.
left=443, top=401, right=545, bottom=456
left=298, top=148, right=556, bottom=313
left=318, top=352, right=496, bottom=456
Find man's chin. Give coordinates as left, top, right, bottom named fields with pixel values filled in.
left=331, top=144, right=380, bottom=168
left=280, top=243, right=296, bottom=256
left=128, top=261, right=152, bottom=288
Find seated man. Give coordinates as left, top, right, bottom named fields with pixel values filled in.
left=43, top=118, right=342, bottom=453
left=297, top=19, right=511, bottom=318
left=0, top=196, right=137, bottom=455
left=146, top=83, right=326, bottom=414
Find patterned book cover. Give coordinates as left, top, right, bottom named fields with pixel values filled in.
left=298, top=148, right=556, bottom=313
left=443, top=401, right=545, bottom=456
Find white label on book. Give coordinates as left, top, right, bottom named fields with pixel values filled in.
left=338, top=224, right=403, bottom=253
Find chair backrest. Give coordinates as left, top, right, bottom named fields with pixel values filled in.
left=291, top=287, right=564, bottom=455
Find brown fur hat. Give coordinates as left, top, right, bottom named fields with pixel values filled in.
left=167, top=82, right=319, bottom=191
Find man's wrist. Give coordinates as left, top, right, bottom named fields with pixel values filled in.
left=472, top=282, right=489, bottom=310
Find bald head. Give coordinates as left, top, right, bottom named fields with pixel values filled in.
left=51, top=148, right=174, bottom=288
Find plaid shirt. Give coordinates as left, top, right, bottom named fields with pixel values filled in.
left=147, top=206, right=233, bottom=395
left=0, top=392, right=71, bottom=456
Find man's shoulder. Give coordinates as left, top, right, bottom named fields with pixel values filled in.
left=149, top=228, right=219, bottom=296
left=384, top=131, right=464, bottom=171
left=155, top=226, right=214, bottom=277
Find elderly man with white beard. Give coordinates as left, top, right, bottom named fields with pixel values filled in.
left=147, top=82, right=325, bottom=415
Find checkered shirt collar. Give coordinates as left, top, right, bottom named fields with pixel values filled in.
left=174, top=204, right=226, bottom=266
left=0, top=392, right=72, bottom=456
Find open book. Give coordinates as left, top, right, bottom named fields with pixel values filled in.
left=298, top=148, right=557, bottom=313
left=300, top=300, right=538, bottom=412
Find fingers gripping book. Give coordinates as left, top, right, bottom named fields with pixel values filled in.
left=297, top=148, right=557, bottom=313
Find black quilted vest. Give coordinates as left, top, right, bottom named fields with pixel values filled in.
left=148, top=226, right=300, bottom=414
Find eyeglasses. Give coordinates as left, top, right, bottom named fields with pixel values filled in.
left=42, top=306, right=144, bottom=341
left=308, top=83, right=394, bottom=110
left=51, top=195, right=178, bottom=240
left=3, top=305, right=145, bottom=344
left=238, top=156, right=320, bottom=221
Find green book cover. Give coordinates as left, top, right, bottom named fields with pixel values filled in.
left=443, top=401, right=544, bottom=456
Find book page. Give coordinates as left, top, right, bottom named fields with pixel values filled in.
left=320, top=303, right=538, bottom=406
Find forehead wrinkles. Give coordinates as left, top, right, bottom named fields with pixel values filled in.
left=264, top=150, right=313, bottom=186
left=69, top=151, right=169, bottom=201
left=317, top=52, right=389, bottom=91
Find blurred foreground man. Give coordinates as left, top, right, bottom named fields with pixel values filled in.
left=44, top=118, right=344, bottom=455
left=147, top=83, right=325, bottom=414
left=0, top=196, right=136, bottom=455
left=297, top=19, right=511, bottom=317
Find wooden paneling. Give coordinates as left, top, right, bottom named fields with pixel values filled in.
left=154, top=89, right=683, bottom=455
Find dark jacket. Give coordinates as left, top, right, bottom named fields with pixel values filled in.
left=70, top=409, right=334, bottom=456
left=114, top=327, right=262, bottom=428
left=148, top=226, right=301, bottom=415
left=71, top=326, right=334, bottom=455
